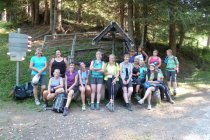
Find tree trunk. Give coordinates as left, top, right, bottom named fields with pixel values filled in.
left=142, top=3, right=148, bottom=46
left=1, top=8, right=7, bottom=22
left=44, top=0, right=49, bottom=24
left=54, top=0, right=64, bottom=32
left=119, top=3, right=125, bottom=29
left=169, top=1, right=176, bottom=54
left=31, top=1, right=35, bottom=25
left=207, top=36, right=210, bottom=48
left=134, top=4, right=140, bottom=45
left=128, top=1, right=134, bottom=41
left=76, top=1, right=82, bottom=23
left=50, top=0, right=54, bottom=33
left=169, top=22, right=176, bottom=55
left=34, top=0, right=40, bottom=25
left=178, top=32, right=185, bottom=49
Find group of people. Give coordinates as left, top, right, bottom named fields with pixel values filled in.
left=29, top=46, right=179, bottom=116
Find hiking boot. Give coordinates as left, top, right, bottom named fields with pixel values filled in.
left=96, top=103, right=100, bottom=110
left=134, top=93, right=141, bottom=101
left=90, top=103, right=95, bottom=110
left=82, top=104, right=86, bottom=111
left=138, top=99, right=144, bottom=105
left=126, top=103, right=132, bottom=111
left=35, top=99, right=40, bottom=106
left=63, top=107, right=69, bottom=116
left=147, top=104, right=152, bottom=110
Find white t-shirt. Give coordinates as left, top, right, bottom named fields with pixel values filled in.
left=135, top=54, right=144, bottom=61
left=107, top=65, right=115, bottom=78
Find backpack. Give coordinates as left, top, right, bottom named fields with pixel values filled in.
left=25, top=82, right=33, bottom=97
left=52, top=93, right=67, bottom=113
left=14, top=85, right=27, bottom=100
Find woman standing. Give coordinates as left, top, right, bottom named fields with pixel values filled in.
left=63, top=63, right=78, bottom=116
left=43, top=69, right=64, bottom=107
left=49, top=49, right=68, bottom=79
left=165, top=49, right=179, bottom=96
left=89, top=51, right=105, bottom=110
left=104, top=54, right=120, bottom=112
left=29, top=48, right=47, bottom=105
left=148, top=50, right=162, bottom=68
left=135, top=46, right=148, bottom=63
left=120, top=54, right=133, bottom=111
left=78, top=62, right=91, bottom=111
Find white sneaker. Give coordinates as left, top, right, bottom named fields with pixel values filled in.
left=35, top=99, right=40, bottom=106
left=147, top=104, right=152, bottom=110
left=138, top=99, right=144, bottom=105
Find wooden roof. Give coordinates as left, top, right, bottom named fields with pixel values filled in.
left=92, top=21, right=134, bottom=49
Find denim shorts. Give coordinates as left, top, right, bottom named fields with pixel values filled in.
left=90, top=77, right=104, bottom=85
left=166, top=70, right=176, bottom=82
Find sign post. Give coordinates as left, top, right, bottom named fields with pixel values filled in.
left=8, top=28, right=31, bottom=86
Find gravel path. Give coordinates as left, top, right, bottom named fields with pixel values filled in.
left=0, top=84, right=210, bottom=140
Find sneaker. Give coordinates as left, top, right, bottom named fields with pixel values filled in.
left=35, top=99, right=40, bottom=106
left=96, top=103, right=100, bottom=110
left=90, top=103, right=95, bottom=110
left=82, top=104, right=86, bottom=111
left=169, top=99, right=175, bottom=104
left=134, top=93, right=141, bottom=101
left=147, top=104, right=152, bottom=110
left=106, top=102, right=112, bottom=112
left=126, top=103, right=132, bottom=111
left=138, top=99, right=144, bottom=105
left=63, top=107, right=69, bottom=116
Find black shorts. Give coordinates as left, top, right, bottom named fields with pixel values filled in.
left=166, top=70, right=176, bottom=82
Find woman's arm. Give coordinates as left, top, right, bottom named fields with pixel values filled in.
left=143, top=51, right=149, bottom=62
left=48, top=58, right=54, bottom=78
left=29, top=62, right=39, bottom=72
left=157, top=57, right=162, bottom=68
left=65, top=75, right=67, bottom=92
left=128, top=64, right=133, bottom=82
left=69, top=74, right=78, bottom=89
left=48, top=78, right=52, bottom=94
left=98, top=62, right=105, bottom=73
left=148, top=56, right=151, bottom=65
left=78, top=72, right=83, bottom=86
left=64, top=57, right=68, bottom=71
left=39, top=62, right=47, bottom=75
left=54, top=78, right=64, bottom=89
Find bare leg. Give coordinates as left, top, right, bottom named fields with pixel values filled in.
left=40, top=85, right=46, bottom=99
left=79, top=86, right=86, bottom=105
left=123, top=87, right=128, bottom=103
left=33, top=85, right=38, bottom=100
left=43, top=90, right=48, bottom=101
left=91, top=84, right=96, bottom=103
left=136, top=85, right=140, bottom=93
left=128, top=87, right=133, bottom=101
left=65, top=90, right=74, bottom=108
left=96, top=84, right=102, bottom=103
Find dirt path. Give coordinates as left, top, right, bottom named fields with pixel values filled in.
left=0, top=84, right=210, bottom=140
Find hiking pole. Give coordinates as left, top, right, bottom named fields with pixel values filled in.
left=111, top=76, right=115, bottom=112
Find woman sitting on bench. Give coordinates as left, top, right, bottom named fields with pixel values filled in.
left=43, top=69, right=64, bottom=108
left=138, top=64, right=162, bottom=110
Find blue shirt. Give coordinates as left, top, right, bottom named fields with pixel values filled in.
left=129, top=53, right=138, bottom=63
left=30, top=56, right=47, bottom=75
left=78, top=70, right=89, bottom=85
left=139, top=67, right=147, bottom=79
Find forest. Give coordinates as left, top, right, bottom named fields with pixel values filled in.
left=0, top=0, right=210, bottom=55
